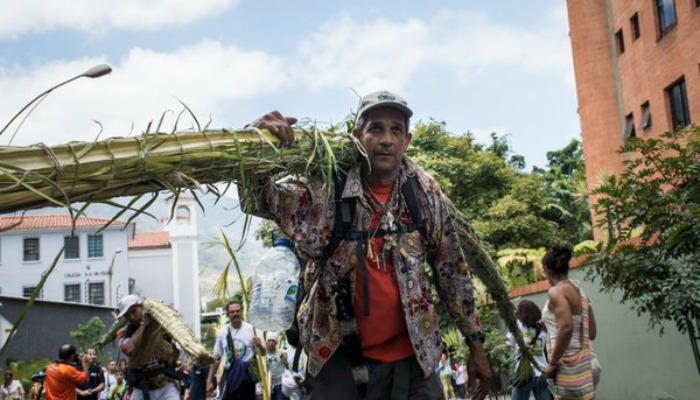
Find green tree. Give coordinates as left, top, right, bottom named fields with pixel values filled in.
left=537, top=139, right=593, bottom=244
left=70, top=316, right=106, bottom=353
left=409, top=121, right=557, bottom=250
left=586, top=126, right=700, bottom=340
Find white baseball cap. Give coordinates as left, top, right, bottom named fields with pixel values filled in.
left=117, top=294, right=143, bottom=318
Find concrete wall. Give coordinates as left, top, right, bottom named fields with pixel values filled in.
left=516, top=267, right=700, bottom=400
left=0, top=296, right=119, bottom=367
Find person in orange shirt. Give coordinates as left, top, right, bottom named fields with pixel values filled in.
left=44, top=344, right=94, bottom=400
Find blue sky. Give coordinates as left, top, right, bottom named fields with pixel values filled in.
left=0, top=0, right=579, bottom=169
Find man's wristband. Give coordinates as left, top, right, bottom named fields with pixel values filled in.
left=465, top=330, right=486, bottom=346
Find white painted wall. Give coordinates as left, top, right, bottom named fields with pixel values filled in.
left=127, top=248, right=174, bottom=304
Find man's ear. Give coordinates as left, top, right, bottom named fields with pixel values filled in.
left=404, top=132, right=413, bottom=148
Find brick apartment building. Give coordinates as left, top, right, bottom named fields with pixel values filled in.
left=567, top=0, right=700, bottom=239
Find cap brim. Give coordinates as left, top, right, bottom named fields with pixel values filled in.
left=117, top=307, right=130, bottom=318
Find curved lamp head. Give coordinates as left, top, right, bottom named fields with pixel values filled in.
left=82, top=64, right=112, bottom=79
left=1, top=63, right=113, bottom=139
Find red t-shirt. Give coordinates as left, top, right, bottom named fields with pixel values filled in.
left=44, top=362, right=88, bottom=400
left=353, top=183, right=414, bottom=362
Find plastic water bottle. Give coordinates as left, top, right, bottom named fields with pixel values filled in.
left=248, top=237, right=300, bottom=331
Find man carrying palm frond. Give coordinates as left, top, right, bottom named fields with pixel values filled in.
left=239, top=91, right=492, bottom=400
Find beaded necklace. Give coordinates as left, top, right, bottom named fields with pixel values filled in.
left=362, top=178, right=401, bottom=271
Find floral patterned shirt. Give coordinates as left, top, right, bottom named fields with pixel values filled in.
left=243, top=157, right=480, bottom=378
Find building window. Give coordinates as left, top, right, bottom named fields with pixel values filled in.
left=23, top=238, right=40, bottom=261
left=65, top=284, right=81, bottom=303
left=176, top=205, right=191, bottom=225
left=624, top=113, right=636, bottom=141
left=88, top=235, right=104, bottom=258
left=640, top=102, right=652, bottom=130
left=23, top=286, right=41, bottom=298
left=630, top=13, right=640, bottom=41
left=657, top=0, right=677, bottom=36
left=64, top=236, right=80, bottom=259
left=615, top=29, right=625, bottom=54
left=88, top=282, right=105, bottom=305
left=667, top=78, right=691, bottom=128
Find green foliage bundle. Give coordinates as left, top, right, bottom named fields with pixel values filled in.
left=587, top=125, right=700, bottom=335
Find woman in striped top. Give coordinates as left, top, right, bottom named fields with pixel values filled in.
left=540, top=244, right=597, bottom=400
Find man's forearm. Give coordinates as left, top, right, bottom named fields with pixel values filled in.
left=207, top=359, right=220, bottom=382
left=121, top=324, right=146, bottom=355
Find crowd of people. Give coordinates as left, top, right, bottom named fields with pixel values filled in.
left=1, top=243, right=597, bottom=400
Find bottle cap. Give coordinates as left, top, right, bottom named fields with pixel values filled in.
left=275, top=237, right=293, bottom=249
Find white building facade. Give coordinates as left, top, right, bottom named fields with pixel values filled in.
left=0, top=215, right=131, bottom=306
left=0, top=196, right=202, bottom=336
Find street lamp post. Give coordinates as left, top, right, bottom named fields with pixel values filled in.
left=0, top=63, right=113, bottom=142
left=107, top=248, right=123, bottom=307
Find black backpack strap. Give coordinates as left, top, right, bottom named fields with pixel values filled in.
left=401, top=173, right=425, bottom=235
left=292, top=347, right=303, bottom=372
left=356, top=240, right=370, bottom=317
left=320, top=170, right=355, bottom=263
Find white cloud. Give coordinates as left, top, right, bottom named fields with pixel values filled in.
left=0, top=40, right=288, bottom=145
left=295, top=5, right=573, bottom=91
left=296, top=15, right=431, bottom=94
left=432, top=9, right=571, bottom=80
left=0, top=0, right=239, bottom=38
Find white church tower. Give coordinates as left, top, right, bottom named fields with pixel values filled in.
left=164, top=195, right=202, bottom=338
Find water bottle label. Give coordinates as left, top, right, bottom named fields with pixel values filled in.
left=284, top=284, right=299, bottom=309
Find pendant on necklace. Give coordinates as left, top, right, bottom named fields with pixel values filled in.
left=380, top=234, right=396, bottom=272
left=387, top=211, right=396, bottom=232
